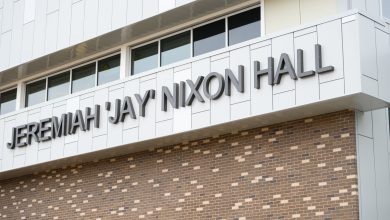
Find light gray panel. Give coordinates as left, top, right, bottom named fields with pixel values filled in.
left=210, top=57, right=230, bottom=125
left=139, top=78, right=156, bottom=140
left=0, top=119, right=3, bottom=159
left=317, top=19, right=344, bottom=83
left=92, top=135, right=107, bottom=151
left=376, top=28, right=390, bottom=102
left=93, top=88, right=108, bottom=137
left=127, top=0, right=142, bottom=24
left=294, top=32, right=319, bottom=105
left=57, top=0, right=71, bottom=49
left=143, top=0, right=158, bottom=18
left=47, top=0, right=59, bottom=13
left=176, top=0, right=193, bottom=7
left=359, top=17, right=378, bottom=80
left=173, top=67, right=191, bottom=132
left=357, top=135, right=378, bottom=220
left=37, top=148, right=51, bottom=163
left=191, top=58, right=210, bottom=114
left=111, top=0, right=127, bottom=29
left=351, top=0, right=366, bottom=11
left=319, top=78, right=344, bottom=100
left=97, top=0, right=112, bottom=34
left=23, top=0, right=35, bottom=24
left=156, top=119, right=173, bottom=137
left=273, top=90, right=295, bottom=111
left=9, top=0, right=23, bottom=66
left=366, top=0, right=381, bottom=17
left=65, top=96, right=80, bottom=144
left=13, top=154, right=25, bottom=168
left=356, top=111, right=373, bottom=138
left=50, top=104, right=66, bottom=160
left=342, top=20, right=361, bottom=94
left=272, top=33, right=295, bottom=94
left=1, top=0, right=13, bottom=33
left=25, top=111, right=39, bottom=165
left=229, top=46, right=250, bottom=104
left=20, top=21, right=34, bottom=62
left=372, top=109, right=390, bottom=220
left=70, top=0, right=84, bottom=45
left=123, top=79, right=139, bottom=129
left=78, top=96, right=94, bottom=154
left=64, top=142, right=78, bottom=157
left=250, top=45, right=273, bottom=115
left=2, top=119, right=15, bottom=171
left=192, top=110, right=210, bottom=129
left=123, top=127, right=138, bottom=144
left=107, top=88, right=124, bottom=147
left=156, top=69, right=174, bottom=122
left=159, top=0, right=175, bottom=12
left=361, top=75, right=378, bottom=98
left=32, top=0, right=47, bottom=57
left=0, top=31, right=11, bottom=70
left=45, top=11, right=59, bottom=53
left=38, top=105, right=53, bottom=150
left=83, top=0, right=98, bottom=40
left=231, top=101, right=250, bottom=121
left=0, top=9, right=2, bottom=35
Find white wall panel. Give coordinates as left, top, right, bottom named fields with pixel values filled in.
left=231, top=101, right=250, bottom=120
left=50, top=104, right=66, bottom=160
left=250, top=44, right=273, bottom=115
left=376, top=28, right=390, bottom=102
left=92, top=135, right=107, bottom=151
left=127, top=0, right=142, bottom=24
left=70, top=0, right=84, bottom=45
left=32, top=0, right=47, bottom=57
left=107, top=88, right=124, bottom=147
left=361, top=75, right=378, bottom=98
left=271, top=33, right=295, bottom=94
left=175, top=0, right=193, bottom=7
left=23, top=0, right=35, bottom=24
left=2, top=119, right=15, bottom=170
left=45, top=11, right=59, bottom=53
left=83, top=0, right=98, bottom=40
left=37, top=148, right=51, bottom=163
left=13, top=112, right=28, bottom=156
left=159, top=0, right=175, bottom=12
left=93, top=88, right=108, bottom=137
left=143, top=0, right=158, bottom=18
left=319, top=78, right=344, bottom=100
left=112, top=0, right=127, bottom=30
left=13, top=154, right=25, bottom=168
left=156, top=69, right=174, bottom=122
left=342, top=19, right=361, bottom=94
left=97, top=0, right=112, bottom=35
left=192, top=110, right=210, bottom=129
left=210, top=57, right=230, bottom=125
left=0, top=31, right=11, bottom=70
left=123, top=127, right=138, bottom=144
left=156, top=119, right=173, bottom=137
left=139, top=78, right=156, bottom=140
left=173, top=67, right=191, bottom=132
left=356, top=111, right=373, bottom=138
left=57, top=0, right=71, bottom=49
left=191, top=58, right=210, bottom=114
left=123, top=79, right=140, bottom=129
left=317, top=19, right=344, bottom=83
left=0, top=119, right=3, bottom=159
left=47, top=0, right=59, bottom=14
left=366, top=0, right=381, bottom=18
left=1, top=0, right=13, bottom=33
left=20, top=22, right=34, bottom=62
left=359, top=17, right=378, bottom=80
left=65, top=96, right=80, bottom=144
left=24, top=112, right=39, bottom=166
left=64, top=142, right=78, bottom=157
left=9, top=0, right=23, bottom=66
left=78, top=96, right=94, bottom=154
left=294, top=32, right=319, bottom=105
left=38, top=105, right=52, bottom=150
left=273, top=90, right=295, bottom=111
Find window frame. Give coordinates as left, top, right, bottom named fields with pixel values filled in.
left=0, top=87, right=17, bottom=115
left=129, top=4, right=262, bottom=76
left=24, top=78, right=47, bottom=107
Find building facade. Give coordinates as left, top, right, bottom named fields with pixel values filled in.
left=0, top=0, right=389, bottom=219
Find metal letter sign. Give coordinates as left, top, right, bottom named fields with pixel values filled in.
left=7, top=44, right=333, bottom=149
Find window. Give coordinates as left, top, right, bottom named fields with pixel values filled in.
left=72, top=63, right=96, bottom=93
left=48, top=72, right=70, bottom=100
left=132, top=42, right=158, bottom=75
left=161, top=31, right=191, bottom=66
left=0, top=89, right=17, bottom=115
left=228, top=7, right=260, bottom=45
left=383, top=0, right=390, bottom=19
left=98, top=54, right=120, bottom=85
left=26, top=79, right=46, bottom=107
left=193, top=19, right=225, bottom=56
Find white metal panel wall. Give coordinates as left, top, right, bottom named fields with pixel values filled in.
left=0, top=0, right=197, bottom=72
left=0, top=13, right=389, bottom=176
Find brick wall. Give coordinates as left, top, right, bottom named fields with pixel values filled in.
left=0, top=110, right=359, bottom=219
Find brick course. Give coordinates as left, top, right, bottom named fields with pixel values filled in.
left=0, top=110, right=358, bottom=219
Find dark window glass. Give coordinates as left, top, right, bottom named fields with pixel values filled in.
left=193, top=19, right=225, bottom=56
left=383, top=0, right=390, bottom=19
left=161, top=31, right=191, bottom=66
left=48, top=72, right=70, bottom=100
left=228, top=7, right=261, bottom=46
left=72, top=63, right=96, bottom=93
left=0, top=89, right=16, bottom=115
left=98, top=54, right=120, bottom=85
left=26, top=79, right=46, bottom=107
left=132, top=42, right=158, bottom=75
